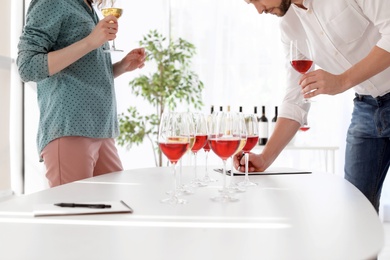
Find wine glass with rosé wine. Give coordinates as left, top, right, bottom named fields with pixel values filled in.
left=158, top=112, right=191, bottom=205
left=190, top=113, right=208, bottom=188
left=290, top=39, right=314, bottom=103
left=238, top=114, right=259, bottom=187
left=208, top=112, right=242, bottom=202
left=201, top=112, right=217, bottom=183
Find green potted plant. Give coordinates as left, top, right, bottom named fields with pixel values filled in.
left=117, top=29, right=204, bottom=167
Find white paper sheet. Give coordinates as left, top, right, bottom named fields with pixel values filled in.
left=33, top=200, right=133, bottom=217
left=214, top=167, right=312, bottom=176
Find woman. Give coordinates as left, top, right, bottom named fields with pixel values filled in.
left=17, top=0, right=146, bottom=187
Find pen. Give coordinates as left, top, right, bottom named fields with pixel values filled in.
left=54, top=203, right=112, bottom=209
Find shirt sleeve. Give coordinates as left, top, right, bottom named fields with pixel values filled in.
left=355, top=0, right=390, bottom=53
left=17, top=0, right=64, bottom=82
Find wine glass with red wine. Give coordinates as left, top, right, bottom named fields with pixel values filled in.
left=208, top=112, right=242, bottom=202
left=238, top=114, right=259, bottom=187
left=158, top=112, right=191, bottom=205
left=290, top=39, right=314, bottom=103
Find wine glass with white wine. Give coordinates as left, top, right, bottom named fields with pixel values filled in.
left=100, top=0, right=123, bottom=52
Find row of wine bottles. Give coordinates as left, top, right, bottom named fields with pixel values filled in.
left=208, top=105, right=278, bottom=146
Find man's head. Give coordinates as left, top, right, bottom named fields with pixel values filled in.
left=244, top=0, right=292, bottom=17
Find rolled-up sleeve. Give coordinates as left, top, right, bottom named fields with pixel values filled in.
left=17, top=0, right=62, bottom=82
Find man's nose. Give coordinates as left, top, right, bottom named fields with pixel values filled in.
left=257, top=6, right=266, bottom=14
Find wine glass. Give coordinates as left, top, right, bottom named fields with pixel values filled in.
left=227, top=113, right=247, bottom=193
left=158, top=112, right=191, bottom=204
left=176, top=112, right=195, bottom=195
left=208, top=112, right=242, bottom=202
left=201, top=117, right=217, bottom=183
left=100, top=1, right=124, bottom=52
left=238, top=114, right=259, bottom=187
left=290, top=39, right=313, bottom=103
left=190, top=113, right=208, bottom=187
left=296, top=122, right=311, bottom=146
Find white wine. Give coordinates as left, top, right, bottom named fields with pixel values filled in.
left=101, top=8, right=123, bottom=19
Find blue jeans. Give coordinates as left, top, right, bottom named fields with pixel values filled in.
left=345, top=92, right=390, bottom=212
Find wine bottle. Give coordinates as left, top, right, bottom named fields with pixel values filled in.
left=269, top=106, right=278, bottom=137
left=239, top=106, right=243, bottom=113
left=219, top=106, right=223, bottom=112
left=210, top=105, right=214, bottom=114
left=258, top=106, right=268, bottom=145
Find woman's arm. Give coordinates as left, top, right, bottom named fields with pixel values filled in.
left=48, top=15, right=118, bottom=76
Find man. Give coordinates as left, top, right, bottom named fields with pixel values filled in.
left=236, top=0, right=390, bottom=212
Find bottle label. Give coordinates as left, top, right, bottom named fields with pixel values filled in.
left=259, top=122, right=268, bottom=138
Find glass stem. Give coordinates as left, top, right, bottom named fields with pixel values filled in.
left=245, top=152, right=249, bottom=182
left=112, top=39, right=116, bottom=50
left=205, top=151, right=209, bottom=178
left=179, top=159, right=183, bottom=186
left=222, top=160, right=227, bottom=194
left=193, top=152, right=198, bottom=180
left=172, top=162, right=177, bottom=198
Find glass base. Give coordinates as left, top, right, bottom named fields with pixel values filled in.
left=201, top=175, right=218, bottom=183
left=104, top=48, right=124, bottom=53
left=177, top=184, right=195, bottom=195
left=104, top=49, right=124, bottom=53
left=190, top=179, right=208, bottom=187
left=211, top=194, right=239, bottom=203
left=226, top=183, right=246, bottom=193
left=238, top=180, right=258, bottom=187
left=161, top=195, right=187, bottom=205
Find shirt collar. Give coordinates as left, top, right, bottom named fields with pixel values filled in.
left=301, top=0, right=312, bottom=10
left=292, top=0, right=312, bottom=13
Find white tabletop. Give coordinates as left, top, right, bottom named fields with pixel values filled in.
left=0, top=166, right=384, bottom=260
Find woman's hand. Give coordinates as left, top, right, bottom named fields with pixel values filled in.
left=85, top=15, right=119, bottom=50
left=113, top=47, right=146, bottom=77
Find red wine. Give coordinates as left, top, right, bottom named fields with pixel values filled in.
left=242, top=135, right=259, bottom=153
left=191, top=134, right=208, bottom=153
left=159, top=142, right=189, bottom=163
left=209, top=138, right=240, bottom=160
left=203, top=141, right=211, bottom=152
left=299, top=126, right=310, bottom=132
left=291, top=60, right=313, bottom=74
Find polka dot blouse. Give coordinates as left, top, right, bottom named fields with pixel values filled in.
left=17, top=0, right=119, bottom=157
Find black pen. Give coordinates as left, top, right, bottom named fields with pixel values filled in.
left=54, top=203, right=111, bottom=209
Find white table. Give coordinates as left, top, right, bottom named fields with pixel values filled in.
left=255, top=145, right=339, bottom=174
left=0, top=166, right=383, bottom=260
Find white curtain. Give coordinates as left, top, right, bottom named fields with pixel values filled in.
left=170, top=0, right=287, bottom=111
